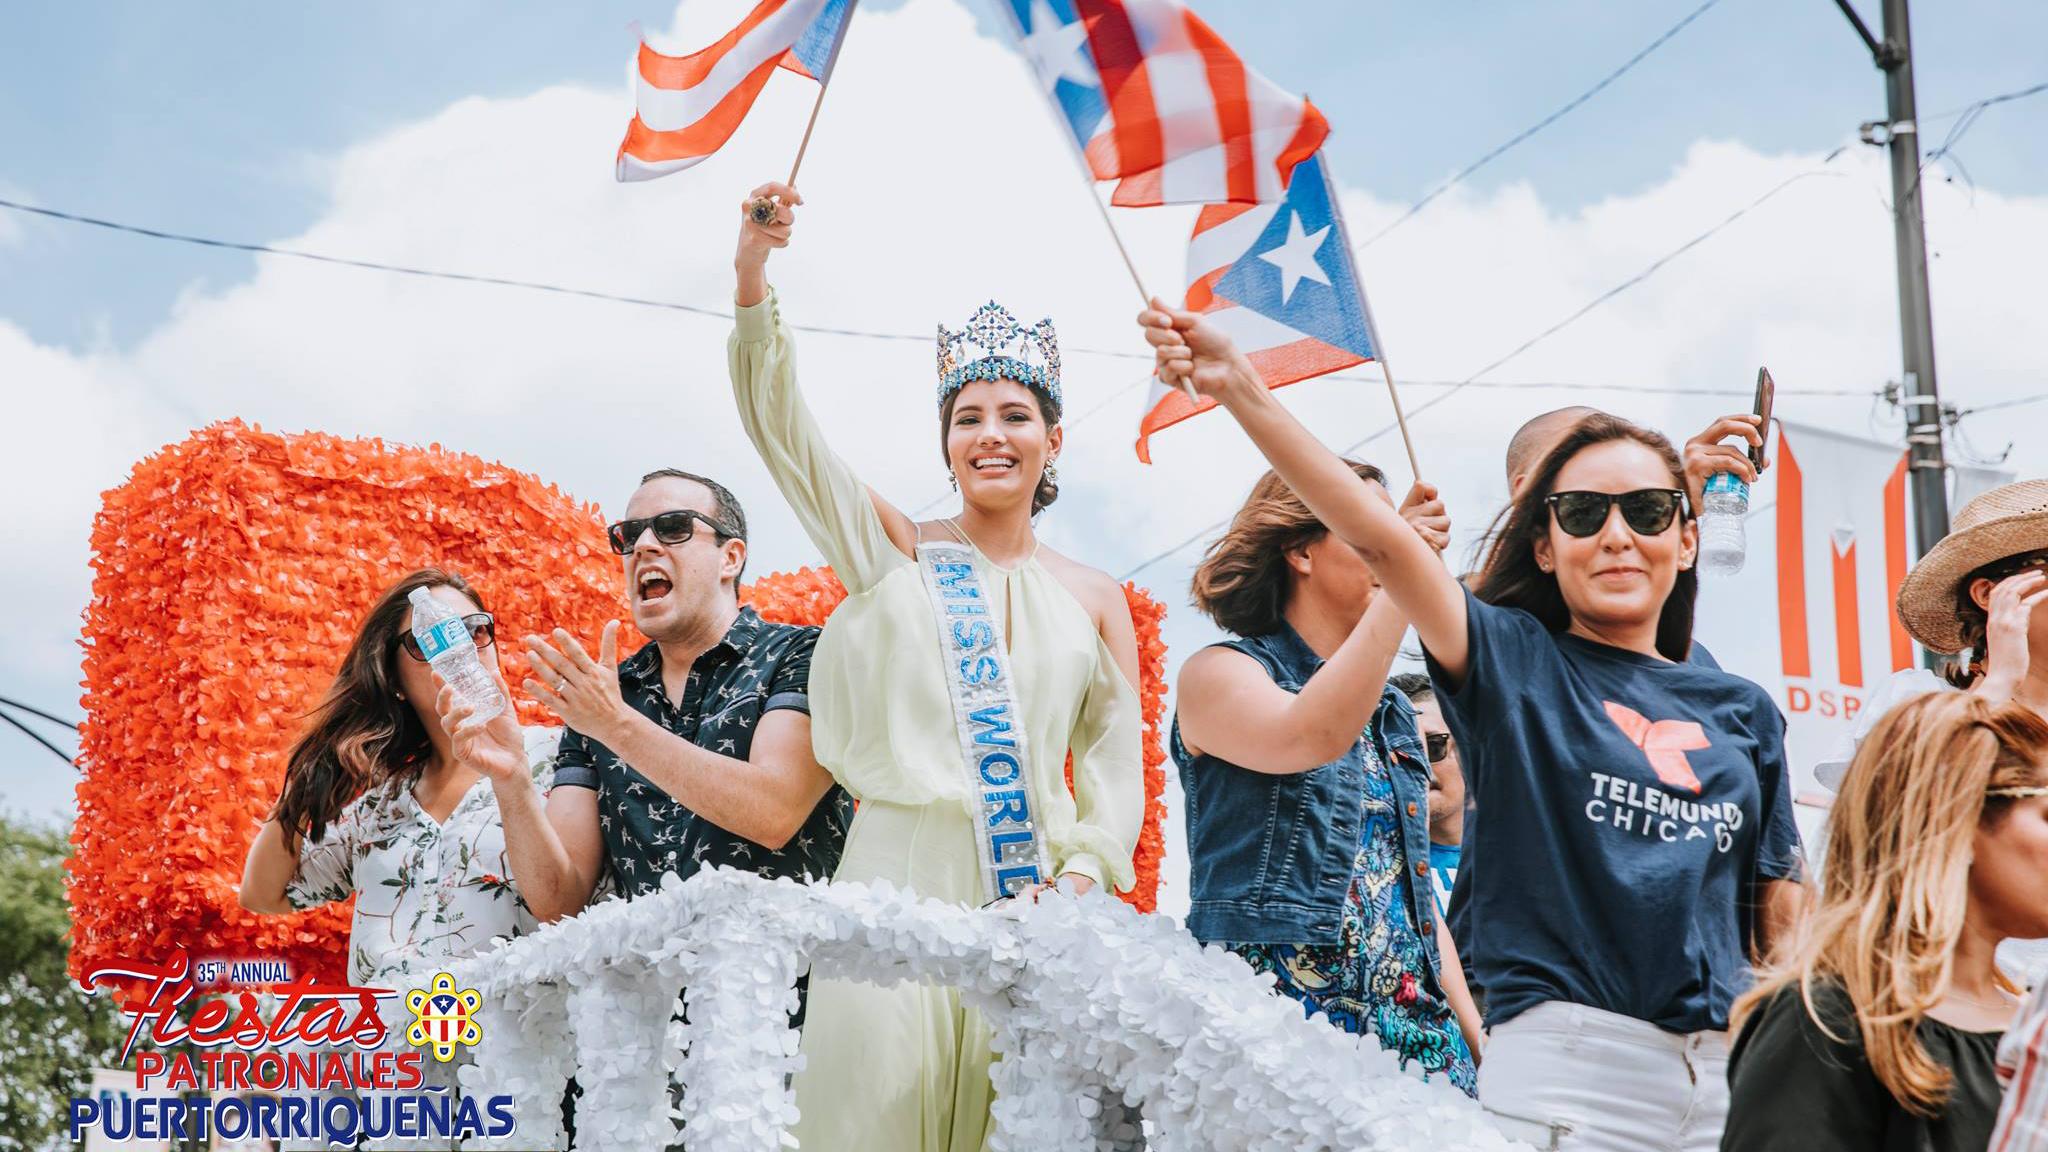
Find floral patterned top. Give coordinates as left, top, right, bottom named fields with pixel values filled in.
left=285, top=726, right=561, bottom=987
left=1227, top=738, right=1477, bottom=1096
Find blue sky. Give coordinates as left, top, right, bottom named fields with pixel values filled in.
left=3, top=0, right=2042, bottom=352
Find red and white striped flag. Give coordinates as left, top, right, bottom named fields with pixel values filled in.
left=616, top=0, right=854, bottom=182
left=1065, top=0, right=1328, bottom=206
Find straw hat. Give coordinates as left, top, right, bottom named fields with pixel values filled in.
left=1896, top=479, right=2048, bottom=654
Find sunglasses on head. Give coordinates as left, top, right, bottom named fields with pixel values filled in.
left=1425, top=732, right=1453, bottom=764
left=1977, top=550, right=2048, bottom=585
left=605, top=509, right=738, bottom=555
left=1544, top=489, right=1687, bottom=538
left=397, top=613, right=496, bottom=661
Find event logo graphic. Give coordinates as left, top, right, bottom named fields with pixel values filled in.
left=406, top=972, right=484, bottom=1062
left=67, top=953, right=516, bottom=1146
left=1602, top=701, right=1710, bottom=793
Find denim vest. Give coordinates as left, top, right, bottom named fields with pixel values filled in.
left=1171, top=625, right=1442, bottom=972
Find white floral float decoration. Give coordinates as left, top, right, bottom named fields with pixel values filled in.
left=451, top=868, right=1533, bottom=1152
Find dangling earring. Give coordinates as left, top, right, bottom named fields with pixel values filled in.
left=949, top=471, right=959, bottom=491
left=1044, top=460, right=1059, bottom=486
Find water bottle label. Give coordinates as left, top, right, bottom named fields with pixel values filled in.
left=1703, top=472, right=1749, bottom=498
left=416, top=617, right=470, bottom=662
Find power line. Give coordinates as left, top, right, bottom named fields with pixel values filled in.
left=1921, top=78, right=2048, bottom=127
left=0, top=196, right=1151, bottom=361
left=0, top=710, right=76, bottom=768
left=1956, top=391, right=2048, bottom=418
left=1367, top=157, right=1849, bottom=427
left=1916, top=79, right=2048, bottom=199
left=1357, top=0, right=1726, bottom=248
left=0, top=694, right=81, bottom=731
left=0, top=694, right=81, bottom=768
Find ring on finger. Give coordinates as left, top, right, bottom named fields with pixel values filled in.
left=554, top=678, right=568, bottom=693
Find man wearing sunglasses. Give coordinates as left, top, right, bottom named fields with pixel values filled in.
left=502, top=467, right=850, bottom=926
left=1391, top=673, right=1464, bottom=920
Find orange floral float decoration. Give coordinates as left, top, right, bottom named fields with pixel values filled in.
left=69, top=421, right=634, bottom=988
left=70, top=423, right=1169, bottom=987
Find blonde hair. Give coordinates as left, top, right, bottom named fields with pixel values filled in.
left=1190, top=460, right=1383, bottom=637
left=1731, top=692, right=2048, bottom=1115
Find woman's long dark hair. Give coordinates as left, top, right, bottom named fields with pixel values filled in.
left=1471, top=413, right=1698, bottom=662
left=271, top=568, right=484, bottom=847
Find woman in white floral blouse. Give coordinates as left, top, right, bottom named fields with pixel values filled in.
left=240, top=568, right=562, bottom=1149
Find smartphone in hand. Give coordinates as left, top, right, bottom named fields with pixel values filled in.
left=1751, top=368, right=1775, bottom=470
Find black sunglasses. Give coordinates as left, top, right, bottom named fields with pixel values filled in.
left=398, top=613, right=496, bottom=661
left=1425, top=732, right=1452, bottom=765
left=605, top=509, right=738, bottom=555
left=1544, top=489, right=1687, bottom=539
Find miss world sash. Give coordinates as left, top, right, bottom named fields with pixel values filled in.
left=916, top=539, right=1051, bottom=904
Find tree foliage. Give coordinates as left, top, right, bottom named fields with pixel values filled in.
left=0, top=812, right=122, bottom=1152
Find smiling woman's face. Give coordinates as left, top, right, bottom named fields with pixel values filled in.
left=1533, top=438, right=1697, bottom=638
left=944, top=378, right=1059, bottom=512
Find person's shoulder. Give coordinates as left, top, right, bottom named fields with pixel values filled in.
left=1037, top=546, right=1128, bottom=618
left=1677, top=659, right=1780, bottom=712
left=323, top=781, right=397, bottom=839
left=1745, top=978, right=1862, bottom=1054
left=1689, top=639, right=1723, bottom=670
left=1181, top=639, right=1276, bottom=686
left=751, top=613, right=822, bottom=646
left=1464, top=588, right=1555, bottom=648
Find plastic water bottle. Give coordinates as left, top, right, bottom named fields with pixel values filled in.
left=1698, top=472, right=1749, bottom=575
left=408, top=587, right=505, bottom=720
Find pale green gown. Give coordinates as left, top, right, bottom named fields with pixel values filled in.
left=729, top=291, right=1144, bottom=1151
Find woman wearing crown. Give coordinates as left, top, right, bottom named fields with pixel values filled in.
left=725, top=182, right=1144, bottom=1150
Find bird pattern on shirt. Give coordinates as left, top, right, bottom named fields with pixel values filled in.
left=550, top=607, right=852, bottom=899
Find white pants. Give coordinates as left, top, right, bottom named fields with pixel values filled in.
left=1478, top=1001, right=1729, bottom=1152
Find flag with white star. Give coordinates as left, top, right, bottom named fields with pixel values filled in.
left=1136, top=152, right=1378, bottom=461
left=998, top=0, right=1327, bottom=207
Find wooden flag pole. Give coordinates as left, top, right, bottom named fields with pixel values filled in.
left=1376, top=359, right=1422, bottom=480
left=1060, top=156, right=1199, bottom=403
left=749, top=1, right=859, bottom=224
left=996, top=6, right=1198, bottom=405
left=1321, top=156, right=1421, bottom=479
left=783, top=79, right=832, bottom=186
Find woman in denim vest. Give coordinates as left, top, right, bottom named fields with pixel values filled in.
left=1173, top=461, right=1482, bottom=1095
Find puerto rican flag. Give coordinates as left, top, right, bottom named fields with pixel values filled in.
left=616, top=0, right=855, bottom=182
left=1001, top=0, right=1328, bottom=206
left=1136, top=152, right=1378, bottom=462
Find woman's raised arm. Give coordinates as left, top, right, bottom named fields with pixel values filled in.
left=1139, top=301, right=1473, bottom=682
left=729, top=182, right=919, bottom=592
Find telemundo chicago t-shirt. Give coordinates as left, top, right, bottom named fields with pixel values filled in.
left=1426, top=589, right=1801, bottom=1034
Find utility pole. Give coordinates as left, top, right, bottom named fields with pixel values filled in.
left=1835, top=0, right=1950, bottom=570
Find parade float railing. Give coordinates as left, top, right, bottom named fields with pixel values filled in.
left=448, top=868, right=1530, bottom=1152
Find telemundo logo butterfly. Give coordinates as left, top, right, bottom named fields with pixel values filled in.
left=405, top=972, right=484, bottom=1063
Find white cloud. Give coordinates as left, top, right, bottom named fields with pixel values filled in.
left=3, top=0, right=2047, bottom=913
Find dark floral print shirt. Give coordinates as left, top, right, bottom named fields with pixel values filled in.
left=551, top=606, right=851, bottom=898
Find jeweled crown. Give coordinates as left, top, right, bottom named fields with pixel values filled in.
left=936, top=302, right=1062, bottom=413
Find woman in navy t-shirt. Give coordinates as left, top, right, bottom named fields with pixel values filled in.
left=1139, top=302, right=1805, bottom=1152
